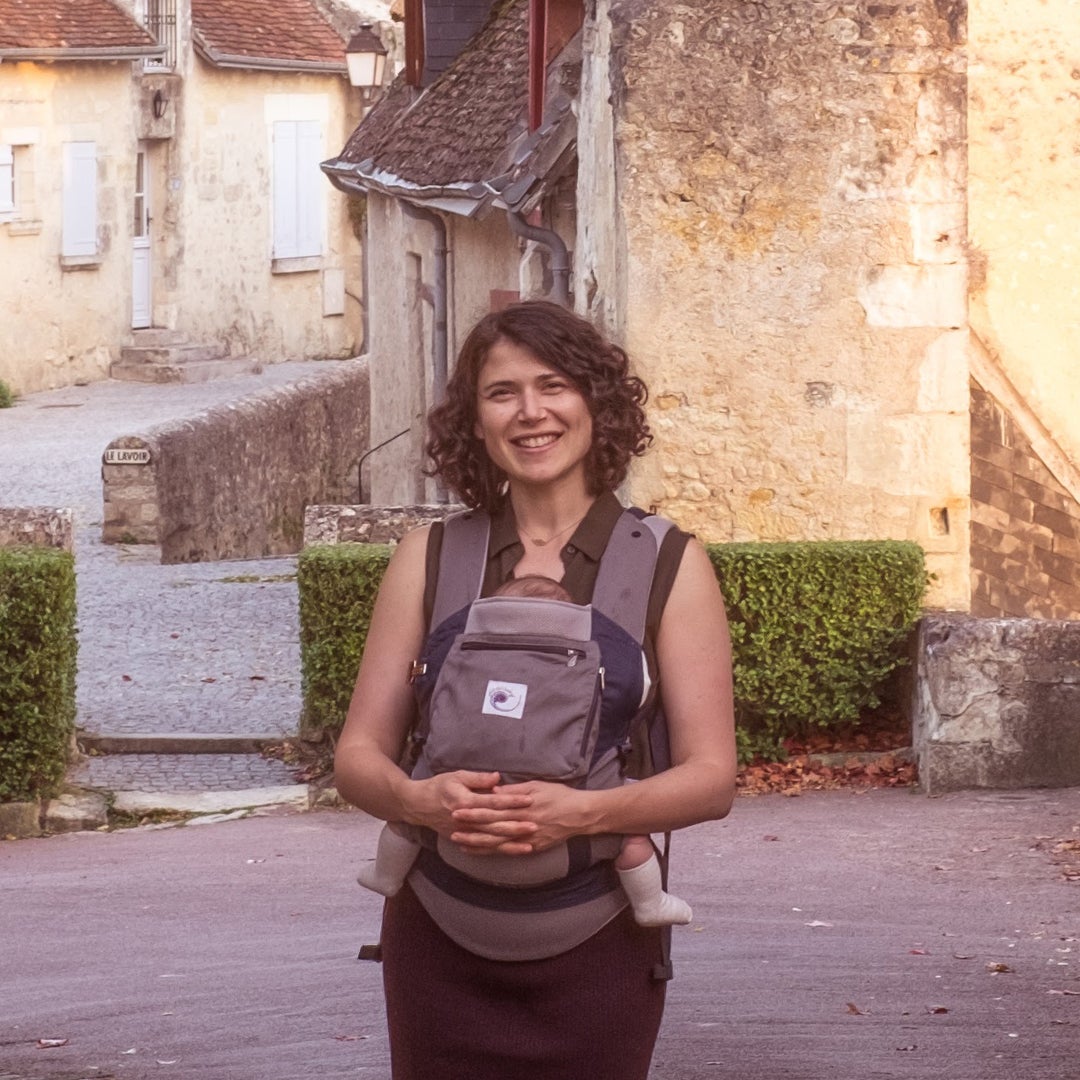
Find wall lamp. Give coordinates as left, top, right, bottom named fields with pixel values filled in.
left=152, top=89, right=169, bottom=120
left=345, top=22, right=388, bottom=104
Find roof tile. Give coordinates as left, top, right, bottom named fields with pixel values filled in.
left=337, top=0, right=529, bottom=186
left=0, top=0, right=157, bottom=51
left=191, top=0, right=347, bottom=67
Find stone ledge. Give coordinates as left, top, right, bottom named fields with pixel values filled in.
left=303, top=503, right=464, bottom=546
left=0, top=506, right=74, bottom=551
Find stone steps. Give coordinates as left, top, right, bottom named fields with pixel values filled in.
left=111, top=332, right=260, bottom=384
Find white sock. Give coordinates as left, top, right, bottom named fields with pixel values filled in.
left=356, top=824, right=421, bottom=898
left=617, top=853, right=693, bottom=927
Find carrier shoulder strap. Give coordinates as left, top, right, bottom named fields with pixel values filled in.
left=427, top=510, right=491, bottom=629
left=591, top=509, right=675, bottom=644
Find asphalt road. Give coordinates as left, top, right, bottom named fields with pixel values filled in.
left=3, top=787, right=1080, bottom=1080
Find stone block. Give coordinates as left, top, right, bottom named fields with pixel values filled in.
left=857, top=263, right=967, bottom=328
left=913, top=614, right=1080, bottom=793
left=45, top=791, right=109, bottom=833
left=0, top=801, right=41, bottom=838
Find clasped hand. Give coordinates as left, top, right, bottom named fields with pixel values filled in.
left=409, top=771, right=589, bottom=856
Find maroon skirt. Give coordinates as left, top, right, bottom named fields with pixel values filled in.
left=381, top=881, right=666, bottom=1080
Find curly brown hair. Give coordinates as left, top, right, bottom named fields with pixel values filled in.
left=425, top=301, right=652, bottom=511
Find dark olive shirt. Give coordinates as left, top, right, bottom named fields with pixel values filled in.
left=480, top=491, right=626, bottom=604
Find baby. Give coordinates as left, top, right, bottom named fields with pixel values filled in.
left=356, top=574, right=692, bottom=928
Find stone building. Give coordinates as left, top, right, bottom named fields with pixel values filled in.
left=0, top=0, right=375, bottom=394
left=324, top=0, right=1080, bottom=617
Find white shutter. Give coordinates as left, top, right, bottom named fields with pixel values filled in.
left=62, top=141, right=98, bottom=257
left=272, top=120, right=323, bottom=259
left=295, top=120, right=323, bottom=258
left=0, top=145, right=13, bottom=213
left=272, top=121, right=298, bottom=258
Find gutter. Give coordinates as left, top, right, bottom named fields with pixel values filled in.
left=322, top=159, right=487, bottom=219
left=401, top=201, right=450, bottom=505
left=193, top=38, right=346, bottom=75
left=507, top=211, right=570, bottom=307
left=0, top=45, right=165, bottom=62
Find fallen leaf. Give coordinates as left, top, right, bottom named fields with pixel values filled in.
left=249, top=674, right=266, bottom=681
left=987, top=962, right=1013, bottom=974
left=762, top=835, right=780, bottom=842
left=910, top=949, right=929, bottom=955
left=121, top=674, right=132, bottom=682
left=927, top=1006, right=949, bottom=1014
left=1047, top=989, right=1080, bottom=996
left=201, top=677, right=216, bottom=683
left=36, top=1038, right=69, bottom=1049
left=846, top=1002, right=866, bottom=1015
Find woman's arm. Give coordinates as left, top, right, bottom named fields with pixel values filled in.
left=333, top=526, right=532, bottom=834
left=449, top=538, right=737, bottom=851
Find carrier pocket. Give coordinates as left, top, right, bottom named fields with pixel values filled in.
left=423, top=634, right=604, bottom=783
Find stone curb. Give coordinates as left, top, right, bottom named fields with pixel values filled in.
left=77, top=732, right=285, bottom=755
left=112, top=785, right=311, bottom=815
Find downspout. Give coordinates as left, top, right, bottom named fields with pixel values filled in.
left=507, top=211, right=570, bottom=308
left=401, top=201, right=450, bottom=502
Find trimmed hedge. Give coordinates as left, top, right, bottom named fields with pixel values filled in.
left=298, top=539, right=926, bottom=752
left=0, top=547, right=78, bottom=801
left=708, top=541, right=926, bottom=756
left=298, top=543, right=392, bottom=737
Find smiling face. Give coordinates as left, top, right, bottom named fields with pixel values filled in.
left=473, top=337, right=594, bottom=498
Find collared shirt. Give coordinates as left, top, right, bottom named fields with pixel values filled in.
left=481, top=491, right=626, bottom=603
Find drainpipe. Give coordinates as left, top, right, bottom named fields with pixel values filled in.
left=401, top=201, right=449, bottom=502
left=507, top=211, right=570, bottom=307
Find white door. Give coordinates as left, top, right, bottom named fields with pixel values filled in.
left=131, top=149, right=151, bottom=329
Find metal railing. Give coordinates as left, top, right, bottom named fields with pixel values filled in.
left=144, top=0, right=178, bottom=70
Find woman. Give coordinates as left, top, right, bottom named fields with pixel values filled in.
left=334, top=301, right=737, bottom=1079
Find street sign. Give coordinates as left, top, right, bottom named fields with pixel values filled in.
left=103, top=448, right=151, bottom=465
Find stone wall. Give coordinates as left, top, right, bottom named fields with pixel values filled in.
left=913, top=613, right=1080, bottom=793
left=303, top=503, right=463, bottom=546
left=578, top=0, right=970, bottom=610
left=0, top=507, right=74, bottom=551
left=970, top=381, right=1080, bottom=619
left=103, top=361, right=369, bottom=563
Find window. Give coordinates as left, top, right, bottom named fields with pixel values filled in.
left=272, top=120, right=323, bottom=261
left=144, top=0, right=177, bottom=70
left=0, top=144, right=13, bottom=215
left=62, top=141, right=98, bottom=258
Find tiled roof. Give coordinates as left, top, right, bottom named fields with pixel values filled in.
left=0, top=0, right=159, bottom=53
left=191, top=0, right=347, bottom=70
left=335, top=0, right=531, bottom=189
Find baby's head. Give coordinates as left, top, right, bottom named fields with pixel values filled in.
left=495, top=575, right=572, bottom=603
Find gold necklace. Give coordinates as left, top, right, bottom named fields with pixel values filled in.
left=521, top=512, right=588, bottom=547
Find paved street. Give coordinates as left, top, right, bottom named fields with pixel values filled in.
left=0, top=365, right=352, bottom=793
left=3, top=788, right=1080, bottom=1080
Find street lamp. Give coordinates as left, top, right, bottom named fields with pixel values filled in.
left=345, top=22, right=388, bottom=103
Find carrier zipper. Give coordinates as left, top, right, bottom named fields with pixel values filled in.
left=461, top=640, right=586, bottom=667
left=580, top=670, right=605, bottom=759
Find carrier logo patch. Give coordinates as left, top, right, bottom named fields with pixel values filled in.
left=483, top=680, right=527, bottom=719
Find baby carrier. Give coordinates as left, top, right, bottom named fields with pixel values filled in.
left=392, top=505, right=685, bottom=976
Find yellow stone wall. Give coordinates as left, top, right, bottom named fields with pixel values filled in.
left=0, top=61, right=138, bottom=391
left=967, top=0, right=1080, bottom=472
left=0, top=47, right=363, bottom=396
left=579, top=0, right=971, bottom=609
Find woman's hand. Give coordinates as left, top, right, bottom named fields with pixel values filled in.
left=448, top=780, right=594, bottom=855
left=403, top=770, right=535, bottom=842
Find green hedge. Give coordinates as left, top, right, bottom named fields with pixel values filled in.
left=298, top=543, right=392, bottom=737
left=298, top=540, right=926, bottom=752
left=0, top=547, right=78, bottom=801
left=707, top=541, right=926, bottom=756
